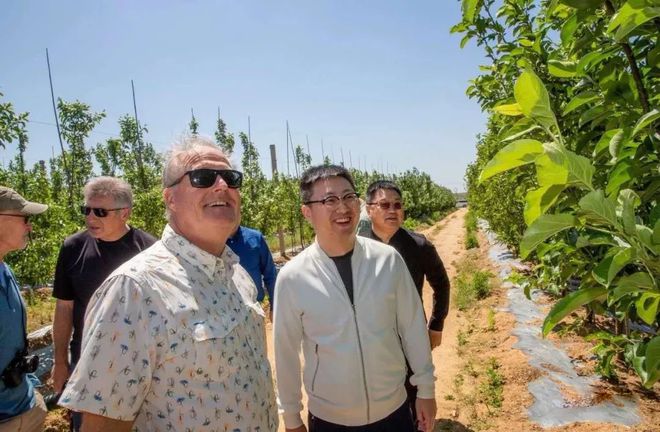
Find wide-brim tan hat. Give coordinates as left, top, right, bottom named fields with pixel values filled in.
left=0, top=186, right=48, bottom=215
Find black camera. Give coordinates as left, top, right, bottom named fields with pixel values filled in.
left=1, top=349, right=39, bottom=388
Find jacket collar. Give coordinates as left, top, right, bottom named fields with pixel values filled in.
left=161, top=224, right=239, bottom=280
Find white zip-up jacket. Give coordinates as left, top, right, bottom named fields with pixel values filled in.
left=273, top=236, right=435, bottom=428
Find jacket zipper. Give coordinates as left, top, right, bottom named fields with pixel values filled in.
left=311, top=344, right=320, bottom=392
left=352, top=302, right=370, bottom=422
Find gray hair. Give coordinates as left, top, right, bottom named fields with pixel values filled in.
left=162, top=135, right=227, bottom=188
left=84, top=177, right=133, bottom=207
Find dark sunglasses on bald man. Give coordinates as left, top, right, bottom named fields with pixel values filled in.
left=368, top=201, right=403, bottom=210
left=169, top=168, right=243, bottom=189
left=80, top=206, right=127, bottom=218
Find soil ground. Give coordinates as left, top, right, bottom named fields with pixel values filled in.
left=42, top=208, right=660, bottom=431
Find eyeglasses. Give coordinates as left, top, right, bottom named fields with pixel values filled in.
left=168, top=169, right=243, bottom=189
left=305, top=192, right=360, bottom=208
left=1, top=214, right=30, bottom=223
left=367, top=201, right=403, bottom=210
left=80, top=206, right=127, bottom=218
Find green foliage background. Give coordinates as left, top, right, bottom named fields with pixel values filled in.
left=455, top=0, right=659, bottom=387
left=0, top=93, right=455, bottom=289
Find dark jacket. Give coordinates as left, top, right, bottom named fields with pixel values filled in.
left=362, top=227, right=450, bottom=331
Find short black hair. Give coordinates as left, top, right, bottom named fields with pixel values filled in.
left=366, top=180, right=402, bottom=203
left=300, top=164, right=356, bottom=203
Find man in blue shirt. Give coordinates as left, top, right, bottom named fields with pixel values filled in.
left=0, top=186, right=48, bottom=432
left=226, top=225, right=277, bottom=311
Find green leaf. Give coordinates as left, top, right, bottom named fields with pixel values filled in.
left=502, top=125, right=542, bottom=142
left=462, top=0, right=481, bottom=23
left=493, top=103, right=524, bottom=116
left=535, top=152, right=569, bottom=186
left=514, top=70, right=558, bottom=130
left=479, top=139, right=544, bottom=182
left=653, top=219, right=660, bottom=245
left=460, top=34, right=473, bottom=49
left=565, top=151, right=595, bottom=190
left=559, top=0, right=605, bottom=9
left=610, top=272, right=654, bottom=304
left=648, top=44, right=660, bottom=69
left=576, top=49, right=616, bottom=74
left=643, top=336, right=660, bottom=388
left=607, top=2, right=660, bottom=42
left=560, top=14, right=578, bottom=47
left=520, top=213, right=577, bottom=258
left=636, top=292, right=660, bottom=325
left=631, top=108, right=660, bottom=138
left=608, top=129, right=627, bottom=158
left=593, top=129, right=621, bottom=157
left=606, top=160, right=633, bottom=197
left=617, top=189, right=640, bottom=236
left=497, top=117, right=538, bottom=142
left=576, top=232, right=617, bottom=248
left=636, top=224, right=657, bottom=254
left=593, top=247, right=635, bottom=286
left=579, top=189, right=619, bottom=227
left=548, top=59, right=577, bottom=78
left=542, top=286, right=607, bottom=336
left=563, top=91, right=600, bottom=115
left=579, top=103, right=607, bottom=127
left=524, top=184, right=565, bottom=225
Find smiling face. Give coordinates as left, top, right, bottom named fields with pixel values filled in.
left=163, top=146, right=240, bottom=255
left=367, top=188, right=404, bottom=240
left=302, top=176, right=359, bottom=256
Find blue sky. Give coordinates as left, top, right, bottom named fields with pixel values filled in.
left=1, top=1, right=487, bottom=192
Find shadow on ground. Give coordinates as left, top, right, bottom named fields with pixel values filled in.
left=434, top=418, right=474, bottom=432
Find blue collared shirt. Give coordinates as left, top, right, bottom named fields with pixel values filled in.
left=0, top=263, right=37, bottom=422
left=226, top=226, right=277, bottom=305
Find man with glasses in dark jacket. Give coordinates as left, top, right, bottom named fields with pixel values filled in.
left=360, top=179, right=450, bottom=419
left=51, top=177, right=156, bottom=431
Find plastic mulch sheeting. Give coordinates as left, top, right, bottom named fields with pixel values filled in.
left=482, top=222, right=640, bottom=428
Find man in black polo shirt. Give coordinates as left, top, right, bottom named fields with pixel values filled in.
left=50, top=177, right=156, bottom=431
left=360, top=180, right=450, bottom=417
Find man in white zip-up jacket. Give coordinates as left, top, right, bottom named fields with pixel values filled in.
left=274, top=165, right=436, bottom=432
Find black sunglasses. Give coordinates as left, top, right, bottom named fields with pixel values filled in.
left=80, top=206, right=127, bottom=218
left=1, top=214, right=30, bottom=223
left=169, top=168, right=243, bottom=189
left=367, top=201, right=403, bottom=210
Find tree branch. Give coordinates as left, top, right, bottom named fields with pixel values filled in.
left=604, top=0, right=651, bottom=113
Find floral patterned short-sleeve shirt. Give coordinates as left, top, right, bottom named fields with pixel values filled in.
left=60, top=225, right=278, bottom=431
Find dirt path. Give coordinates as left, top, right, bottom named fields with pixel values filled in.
left=266, top=208, right=468, bottom=431
left=421, top=208, right=469, bottom=423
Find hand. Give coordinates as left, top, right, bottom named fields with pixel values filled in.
left=50, top=361, right=70, bottom=394
left=415, top=397, right=437, bottom=432
left=429, top=330, right=442, bottom=349
left=285, top=426, right=307, bottom=432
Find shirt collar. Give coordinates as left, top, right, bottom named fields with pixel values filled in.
left=161, top=224, right=239, bottom=279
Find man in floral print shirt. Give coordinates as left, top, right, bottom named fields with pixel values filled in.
left=59, top=135, right=278, bottom=431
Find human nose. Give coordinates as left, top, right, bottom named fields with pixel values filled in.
left=212, top=173, right=229, bottom=191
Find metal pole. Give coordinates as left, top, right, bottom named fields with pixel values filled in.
left=131, top=80, right=147, bottom=189
left=46, top=48, right=73, bottom=206
left=270, top=144, right=286, bottom=257
left=286, top=121, right=290, bottom=176
left=306, top=135, right=311, bottom=165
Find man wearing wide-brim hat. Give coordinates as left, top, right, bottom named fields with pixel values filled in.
left=0, top=186, right=48, bottom=432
